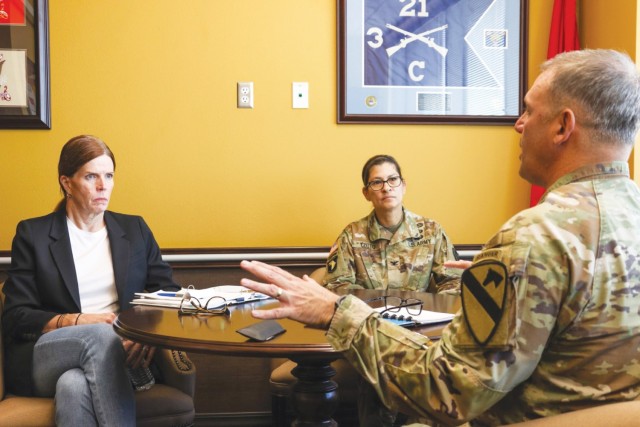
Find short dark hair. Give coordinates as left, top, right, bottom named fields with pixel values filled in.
left=55, top=135, right=115, bottom=211
left=361, top=154, right=402, bottom=186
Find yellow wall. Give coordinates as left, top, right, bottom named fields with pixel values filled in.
left=0, top=1, right=634, bottom=250
left=581, top=0, right=636, bottom=51
left=579, top=0, right=637, bottom=179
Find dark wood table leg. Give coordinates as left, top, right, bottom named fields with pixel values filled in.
left=290, top=357, right=340, bottom=427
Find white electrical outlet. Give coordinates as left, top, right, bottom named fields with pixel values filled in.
left=237, top=82, right=254, bottom=108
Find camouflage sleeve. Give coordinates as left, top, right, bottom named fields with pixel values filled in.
left=326, top=296, right=499, bottom=425
left=322, top=230, right=363, bottom=290
left=428, top=228, right=461, bottom=294
left=327, top=219, right=570, bottom=425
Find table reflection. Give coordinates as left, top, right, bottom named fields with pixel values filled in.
left=115, top=289, right=460, bottom=426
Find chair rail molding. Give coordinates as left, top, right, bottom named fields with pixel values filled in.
left=0, top=245, right=481, bottom=268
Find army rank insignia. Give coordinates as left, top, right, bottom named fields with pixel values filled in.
left=461, top=260, right=509, bottom=346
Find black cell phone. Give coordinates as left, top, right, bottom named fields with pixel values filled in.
left=236, top=319, right=286, bottom=341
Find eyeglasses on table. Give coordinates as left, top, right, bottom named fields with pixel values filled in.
left=179, top=295, right=230, bottom=316
left=366, top=296, right=424, bottom=316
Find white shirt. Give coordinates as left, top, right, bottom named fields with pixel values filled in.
left=67, top=218, right=120, bottom=313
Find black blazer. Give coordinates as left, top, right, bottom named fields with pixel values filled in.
left=2, top=210, right=179, bottom=395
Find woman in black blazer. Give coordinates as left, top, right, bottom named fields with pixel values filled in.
left=2, top=135, right=179, bottom=426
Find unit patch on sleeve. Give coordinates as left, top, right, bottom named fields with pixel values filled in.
left=327, top=252, right=338, bottom=273
left=461, top=260, right=509, bottom=346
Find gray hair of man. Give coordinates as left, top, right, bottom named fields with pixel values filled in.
left=542, top=49, right=640, bottom=146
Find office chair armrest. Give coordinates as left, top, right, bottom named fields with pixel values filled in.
left=154, top=349, right=196, bottom=398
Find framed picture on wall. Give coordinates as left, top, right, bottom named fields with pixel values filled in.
left=338, top=0, right=528, bottom=125
left=0, top=0, right=50, bottom=129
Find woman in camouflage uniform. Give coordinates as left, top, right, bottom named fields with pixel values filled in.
left=320, top=154, right=460, bottom=426
left=323, top=154, right=459, bottom=293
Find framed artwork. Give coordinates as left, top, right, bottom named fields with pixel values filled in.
left=0, top=0, right=50, bottom=129
left=338, top=0, right=528, bottom=124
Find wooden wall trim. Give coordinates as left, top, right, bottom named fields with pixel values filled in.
left=162, top=246, right=330, bottom=269
left=0, top=245, right=481, bottom=268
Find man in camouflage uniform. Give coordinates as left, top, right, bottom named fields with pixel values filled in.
left=240, top=49, right=640, bottom=426
left=324, top=209, right=458, bottom=292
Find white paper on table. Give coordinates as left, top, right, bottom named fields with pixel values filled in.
left=131, top=285, right=270, bottom=309
left=373, top=306, right=454, bottom=325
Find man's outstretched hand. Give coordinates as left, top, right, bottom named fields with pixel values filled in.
left=240, top=260, right=339, bottom=329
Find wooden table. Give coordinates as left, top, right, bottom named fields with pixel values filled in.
left=113, top=289, right=460, bottom=426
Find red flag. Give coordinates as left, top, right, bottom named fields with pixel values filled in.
left=530, top=0, right=580, bottom=206
left=0, top=0, right=26, bottom=25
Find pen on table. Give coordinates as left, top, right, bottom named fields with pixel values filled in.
left=158, top=292, right=181, bottom=297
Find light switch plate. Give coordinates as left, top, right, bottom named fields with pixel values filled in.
left=292, top=82, right=309, bottom=109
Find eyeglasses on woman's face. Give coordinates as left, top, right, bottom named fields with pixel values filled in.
left=366, top=175, right=403, bottom=191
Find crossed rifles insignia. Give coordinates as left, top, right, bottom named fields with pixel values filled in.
left=461, top=260, right=509, bottom=346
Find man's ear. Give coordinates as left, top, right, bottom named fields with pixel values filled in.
left=554, top=108, right=576, bottom=145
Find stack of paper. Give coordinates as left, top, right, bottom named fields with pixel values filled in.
left=131, top=285, right=270, bottom=309
left=373, top=306, right=454, bottom=326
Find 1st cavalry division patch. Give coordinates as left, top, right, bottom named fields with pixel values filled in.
left=461, top=260, right=509, bottom=346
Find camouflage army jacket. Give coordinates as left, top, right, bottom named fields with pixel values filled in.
left=323, top=209, right=458, bottom=292
left=327, top=162, right=640, bottom=426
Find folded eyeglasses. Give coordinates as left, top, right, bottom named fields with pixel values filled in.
left=367, top=296, right=424, bottom=317
left=179, top=295, right=230, bottom=316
